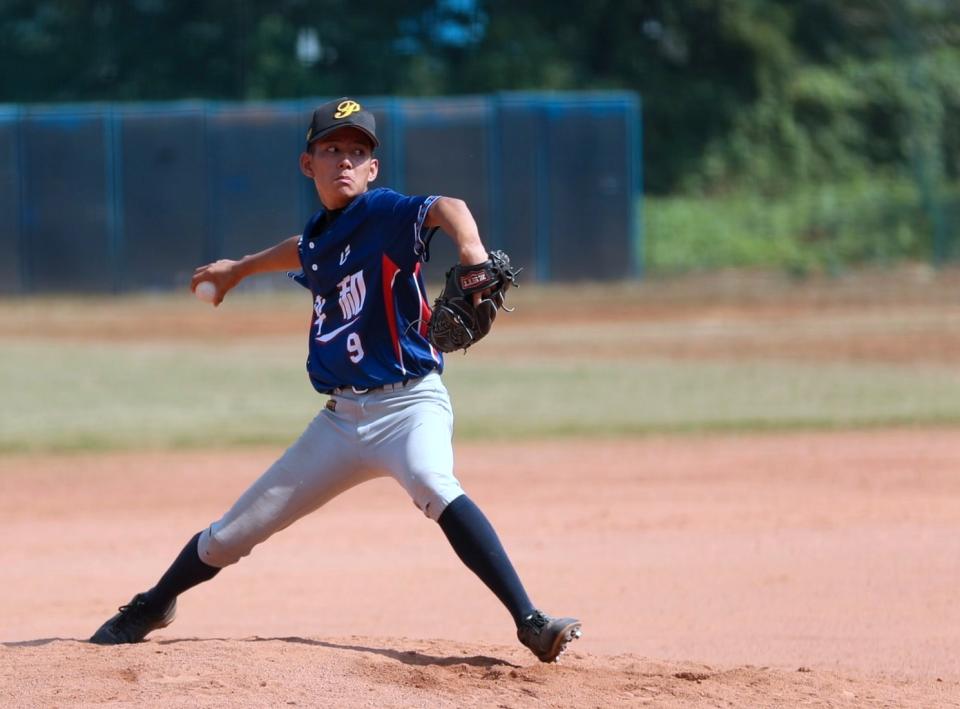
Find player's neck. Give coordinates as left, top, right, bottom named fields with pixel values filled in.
left=320, top=188, right=370, bottom=213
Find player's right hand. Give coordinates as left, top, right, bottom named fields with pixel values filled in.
left=191, top=259, right=242, bottom=307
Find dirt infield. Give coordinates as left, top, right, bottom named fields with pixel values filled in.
left=3, top=433, right=960, bottom=707
left=3, top=266, right=960, bottom=365
left=3, top=269, right=960, bottom=705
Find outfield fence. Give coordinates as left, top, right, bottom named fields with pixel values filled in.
left=0, top=92, right=642, bottom=293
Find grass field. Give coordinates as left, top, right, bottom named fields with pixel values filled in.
left=2, top=270, right=959, bottom=452
left=3, top=342, right=960, bottom=452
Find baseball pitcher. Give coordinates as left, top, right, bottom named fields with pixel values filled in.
left=88, top=97, right=581, bottom=663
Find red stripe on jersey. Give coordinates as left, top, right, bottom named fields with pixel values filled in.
left=382, top=254, right=405, bottom=374
left=414, top=262, right=439, bottom=363
left=414, top=262, right=431, bottom=335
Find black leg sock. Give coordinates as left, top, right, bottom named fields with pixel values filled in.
left=144, top=531, right=221, bottom=609
left=437, top=495, right=535, bottom=626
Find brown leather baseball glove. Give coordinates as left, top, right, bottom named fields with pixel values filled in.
left=427, top=250, right=520, bottom=353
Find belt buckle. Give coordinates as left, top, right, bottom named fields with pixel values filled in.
left=351, top=385, right=369, bottom=395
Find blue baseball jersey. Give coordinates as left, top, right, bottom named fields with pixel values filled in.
left=291, top=187, right=444, bottom=393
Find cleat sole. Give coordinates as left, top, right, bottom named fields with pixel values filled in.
left=543, top=621, right=582, bottom=663
left=517, top=613, right=583, bottom=663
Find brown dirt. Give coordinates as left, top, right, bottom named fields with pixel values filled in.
left=4, top=268, right=960, bottom=706
left=3, top=265, right=959, bottom=365
left=3, top=433, right=960, bottom=707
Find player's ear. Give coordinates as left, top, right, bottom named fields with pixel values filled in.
left=299, top=151, right=315, bottom=179
left=367, top=157, right=379, bottom=183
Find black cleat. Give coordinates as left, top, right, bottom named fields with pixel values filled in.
left=88, top=592, right=176, bottom=645
left=517, top=610, right=582, bottom=663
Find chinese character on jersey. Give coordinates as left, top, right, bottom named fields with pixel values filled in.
left=338, top=271, right=366, bottom=320
left=313, top=295, right=326, bottom=336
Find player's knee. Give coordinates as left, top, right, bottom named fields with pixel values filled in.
left=426, top=490, right=469, bottom=522
left=408, top=475, right=465, bottom=521
left=198, top=523, right=253, bottom=568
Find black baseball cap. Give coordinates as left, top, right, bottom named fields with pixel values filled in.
left=305, top=97, right=379, bottom=149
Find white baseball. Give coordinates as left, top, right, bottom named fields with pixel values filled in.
left=195, top=281, right=218, bottom=303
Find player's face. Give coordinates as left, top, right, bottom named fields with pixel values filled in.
left=300, top=127, right=379, bottom=210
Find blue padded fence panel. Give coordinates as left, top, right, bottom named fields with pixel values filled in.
left=0, top=114, right=21, bottom=292
left=399, top=98, right=492, bottom=279
left=495, top=101, right=542, bottom=280
left=545, top=101, right=634, bottom=281
left=4, top=93, right=640, bottom=292
left=207, top=106, right=304, bottom=262
left=20, top=111, right=112, bottom=292
left=118, top=108, right=206, bottom=290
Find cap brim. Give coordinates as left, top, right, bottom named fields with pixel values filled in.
left=307, top=124, right=379, bottom=148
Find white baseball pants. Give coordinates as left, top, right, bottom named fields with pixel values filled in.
left=197, top=372, right=464, bottom=568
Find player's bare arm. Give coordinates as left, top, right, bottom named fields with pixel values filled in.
left=191, top=235, right=301, bottom=306
left=425, top=197, right=488, bottom=266
left=425, top=197, right=493, bottom=307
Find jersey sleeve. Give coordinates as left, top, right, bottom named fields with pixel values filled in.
left=287, top=235, right=309, bottom=289
left=373, top=190, right=441, bottom=271
left=289, top=211, right=326, bottom=290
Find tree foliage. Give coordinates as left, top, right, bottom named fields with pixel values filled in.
left=1, top=0, right=958, bottom=194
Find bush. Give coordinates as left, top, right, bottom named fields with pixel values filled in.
left=644, top=176, right=957, bottom=275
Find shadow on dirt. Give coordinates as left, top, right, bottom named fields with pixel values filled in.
left=155, top=635, right=521, bottom=669
left=2, top=638, right=80, bottom=647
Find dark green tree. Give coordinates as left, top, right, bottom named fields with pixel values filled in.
left=0, top=0, right=957, bottom=194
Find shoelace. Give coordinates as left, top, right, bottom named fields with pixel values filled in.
left=115, top=598, right=150, bottom=618
left=117, top=602, right=138, bottom=614
left=524, top=612, right=548, bottom=633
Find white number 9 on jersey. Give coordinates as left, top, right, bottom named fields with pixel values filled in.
left=347, top=333, right=364, bottom=363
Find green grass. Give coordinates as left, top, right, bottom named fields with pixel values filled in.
left=3, top=341, right=960, bottom=452
left=643, top=177, right=956, bottom=274
left=444, top=359, right=960, bottom=437
left=0, top=341, right=313, bottom=452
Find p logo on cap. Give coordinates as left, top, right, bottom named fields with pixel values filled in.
left=306, top=97, right=379, bottom=148
left=334, top=100, right=362, bottom=119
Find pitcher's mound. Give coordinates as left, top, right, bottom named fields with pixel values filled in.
left=3, top=636, right=953, bottom=708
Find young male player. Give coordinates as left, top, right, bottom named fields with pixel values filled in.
left=88, top=97, right=581, bottom=663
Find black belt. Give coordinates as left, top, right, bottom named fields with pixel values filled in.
left=328, top=377, right=417, bottom=396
